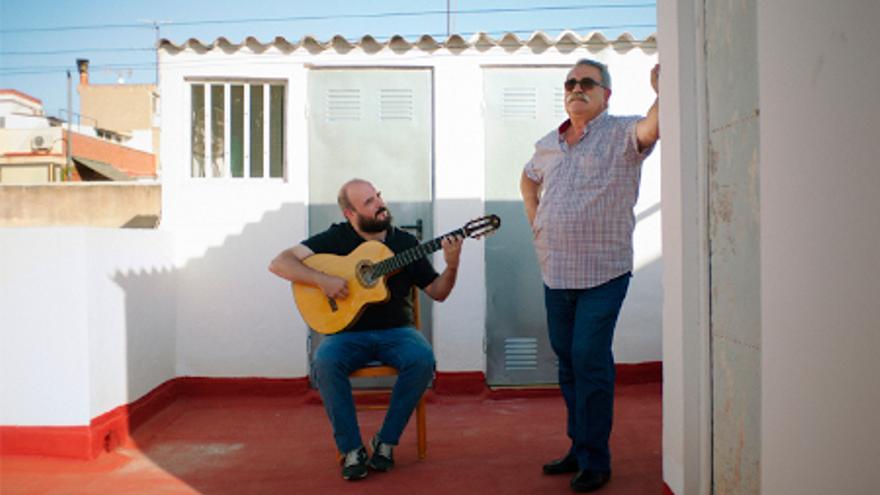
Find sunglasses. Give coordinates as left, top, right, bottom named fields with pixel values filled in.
left=564, top=77, right=605, bottom=91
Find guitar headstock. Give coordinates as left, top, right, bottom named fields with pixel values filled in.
left=463, top=214, right=501, bottom=239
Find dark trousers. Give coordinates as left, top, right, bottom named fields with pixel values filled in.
left=544, top=273, right=630, bottom=472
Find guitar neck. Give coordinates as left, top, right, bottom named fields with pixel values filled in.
left=372, top=227, right=465, bottom=277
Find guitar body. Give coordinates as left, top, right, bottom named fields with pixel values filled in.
left=292, top=240, right=395, bottom=334
left=290, top=215, right=500, bottom=335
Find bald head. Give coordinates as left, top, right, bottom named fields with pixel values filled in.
left=337, top=178, right=372, bottom=213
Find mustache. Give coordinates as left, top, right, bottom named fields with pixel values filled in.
left=566, top=92, right=590, bottom=104
left=376, top=207, right=388, bottom=218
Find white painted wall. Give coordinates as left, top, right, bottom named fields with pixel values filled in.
left=159, top=39, right=662, bottom=377
left=159, top=50, right=311, bottom=377
left=0, top=36, right=664, bottom=428
left=759, top=2, right=880, bottom=493
left=658, top=1, right=712, bottom=493
left=85, top=229, right=177, bottom=416
left=1, top=230, right=90, bottom=425
left=0, top=94, right=43, bottom=119
left=663, top=2, right=880, bottom=493
left=0, top=228, right=175, bottom=425
left=432, top=59, right=487, bottom=372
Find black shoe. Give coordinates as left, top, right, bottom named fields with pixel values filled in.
left=341, top=447, right=368, bottom=481
left=367, top=435, right=395, bottom=472
left=570, top=470, right=611, bottom=492
left=543, top=453, right=580, bottom=475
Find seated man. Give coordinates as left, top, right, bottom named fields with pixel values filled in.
left=269, top=178, right=463, bottom=481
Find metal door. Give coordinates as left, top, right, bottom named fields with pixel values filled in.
left=483, top=66, right=569, bottom=385
left=306, top=67, right=434, bottom=385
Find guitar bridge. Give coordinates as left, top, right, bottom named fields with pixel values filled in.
left=327, top=297, right=338, bottom=312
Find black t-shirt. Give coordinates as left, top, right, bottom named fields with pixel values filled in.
left=302, top=222, right=439, bottom=332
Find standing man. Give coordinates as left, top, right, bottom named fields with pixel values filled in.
left=520, top=59, right=659, bottom=493
left=269, top=178, right=462, bottom=481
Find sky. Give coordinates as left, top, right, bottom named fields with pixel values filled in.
left=0, top=0, right=656, bottom=117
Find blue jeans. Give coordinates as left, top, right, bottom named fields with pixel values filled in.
left=312, top=327, right=435, bottom=454
left=544, top=273, right=630, bottom=472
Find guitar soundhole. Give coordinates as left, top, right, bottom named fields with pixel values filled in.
left=355, top=260, right=378, bottom=288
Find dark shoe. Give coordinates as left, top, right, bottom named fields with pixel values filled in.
left=543, top=453, right=579, bottom=475
left=367, top=435, right=395, bottom=472
left=341, top=447, right=368, bottom=481
left=570, top=470, right=611, bottom=492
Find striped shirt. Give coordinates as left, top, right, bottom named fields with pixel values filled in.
left=524, top=111, right=655, bottom=289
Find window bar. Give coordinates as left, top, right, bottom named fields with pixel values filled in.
left=263, top=83, right=270, bottom=179
left=243, top=84, right=251, bottom=178
left=224, top=83, right=231, bottom=178
left=205, top=85, right=213, bottom=178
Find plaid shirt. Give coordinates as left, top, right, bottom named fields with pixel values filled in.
left=524, top=111, right=655, bottom=289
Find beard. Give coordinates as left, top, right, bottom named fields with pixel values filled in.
left=356, top=207, right=392, bottom=233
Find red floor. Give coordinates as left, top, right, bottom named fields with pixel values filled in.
left=1, top=383, right=661, bottom=494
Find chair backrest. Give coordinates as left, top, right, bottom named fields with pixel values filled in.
left=411, top=286, right=421, bottom=331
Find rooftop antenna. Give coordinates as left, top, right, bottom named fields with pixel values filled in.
left=102, top=68, right=133, bottom=84
left=446, top=0, right=453, bottom=37
left=140, top=19, right=171, bottom=85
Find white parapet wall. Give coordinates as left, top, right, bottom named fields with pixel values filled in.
left=0, top=228, right=176, bottom=425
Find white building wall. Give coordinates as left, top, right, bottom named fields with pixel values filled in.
left=159, top=51, right=309, bottom=377
left=432, top=58, right=487, bottom=372
left=85, top=230, right=177, bottom=416
left=159, top=39, right=661, bottom=378
left=758, top=2, right=880, bottom=493
left=662, top=2, right=880, bottom=493
left=0, top=230, right=91, bottom=425
left=658, top=1, right=711, bottom=493
left=0, top=228, right=175, bottom=425
left=0, top=35, right=662, bottom=428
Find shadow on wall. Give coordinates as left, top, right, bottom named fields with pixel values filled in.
left=109, top=201, right=312, bottom=492
left=109, top=201, right=303, bottom=423
left=114, top=199, right=309, bottom=385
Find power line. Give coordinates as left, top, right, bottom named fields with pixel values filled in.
left=0, top=62, right=156, bottom=76
left=1, top=47, right=154, bottom=56
left=0, top=3, right=656, bottom=34
left=0, top=22, right=151, bottom=34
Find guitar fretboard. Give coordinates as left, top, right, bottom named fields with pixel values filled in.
left=372, top=228, right=465, bottom=277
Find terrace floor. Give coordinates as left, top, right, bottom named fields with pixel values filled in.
left=1, top=382, right=661, bottom=494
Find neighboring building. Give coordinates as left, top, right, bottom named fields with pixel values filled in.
left=0, top=88, right=157, bottom=184
left=76, top=59, right=160, bottom=158
left=68, top=131, right=155, bottom=180
left=0, top=89, right=51, bottom=129
left=0, top=90, right=66, bottom=183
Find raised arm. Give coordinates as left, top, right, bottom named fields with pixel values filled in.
left=269, top=244, right=348, bottom=300
left=636, top=63, right=660, bottom=152
left=422, top=235, right=463, bottom=302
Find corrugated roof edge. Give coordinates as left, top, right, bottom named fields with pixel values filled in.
left=158, top=31, right=657, bottom=55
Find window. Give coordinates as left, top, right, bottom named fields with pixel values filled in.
left=190, top=81, right=285, bottom=178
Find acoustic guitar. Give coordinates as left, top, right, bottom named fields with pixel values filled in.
left=292, top=215, right=501, bottom=334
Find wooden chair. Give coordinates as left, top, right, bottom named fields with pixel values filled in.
left=349, top=288, right=428, bottom=459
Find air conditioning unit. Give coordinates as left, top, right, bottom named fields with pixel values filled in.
left=30, top=133, right=53, bottom=151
